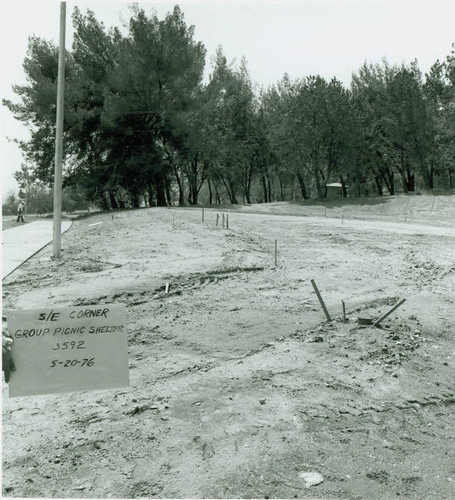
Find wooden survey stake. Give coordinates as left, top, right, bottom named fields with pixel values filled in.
left=372, top=298, right=406, bottom=327
left=7, top=304, right=129, bottom=397
left=310, top=279, right=332, bottom=322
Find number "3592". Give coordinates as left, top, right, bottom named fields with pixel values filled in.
left=52, top=341, right=86, bottom=350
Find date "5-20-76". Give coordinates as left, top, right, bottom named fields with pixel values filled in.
left=50, top=358, right=95, bottom=368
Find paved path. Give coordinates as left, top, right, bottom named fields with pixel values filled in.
left=293, top=215, right=455, bottom=238
left=229, top=211, right=455, bottom=239
left=2, top=220, right=72, bottom=280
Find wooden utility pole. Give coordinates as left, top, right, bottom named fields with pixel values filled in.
left=53, top=2, right=66, bottom=258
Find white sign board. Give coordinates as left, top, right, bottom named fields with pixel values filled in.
left=7, top=304, right=129, bottom=397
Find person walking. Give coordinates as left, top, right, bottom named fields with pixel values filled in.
left=16, top=201, right=25, bottom=223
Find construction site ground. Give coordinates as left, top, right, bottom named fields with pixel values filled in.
left=2, top=193, right=455, bottom=499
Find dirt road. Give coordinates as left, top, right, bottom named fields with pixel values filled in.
left=2, top=197, right=455, bottom=499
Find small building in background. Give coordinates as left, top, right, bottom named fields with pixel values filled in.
left=326, top=182, right=346, bottom=198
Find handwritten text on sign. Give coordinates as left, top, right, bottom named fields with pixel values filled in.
left=7, top=304, right=129, bottom=397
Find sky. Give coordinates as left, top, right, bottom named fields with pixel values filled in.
left=1, top=0, right=454, bottom=196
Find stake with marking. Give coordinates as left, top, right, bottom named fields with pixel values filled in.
left=372, top=298, right=406, bottom=327
left=310, top=279, right=332, bottom=322
left=342, top=300, right=346, bottom=322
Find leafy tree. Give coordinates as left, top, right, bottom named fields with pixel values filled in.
left=4, top=5, right=453, bottom=205
left=261, top=75, right=310, bottom=200
left=4, top=5, right=206, bottom=208
left=100, top=5, right=206, bottom=206
left=352, top=60, right=436, bottom=194
left=3, top=36, right=74, bottom=184
left=352, top=62, right=393, bottom=195
left=443, top=45, right=455, bottom=187
left=2, top=191, right=18, bottom=216
left=203, top=49, right=260, bottom=204
left=425, top=48, right=455, bottom=189
left=64, top=7, right=122, bottom=207
left=267, top=74, right=357, bottom=198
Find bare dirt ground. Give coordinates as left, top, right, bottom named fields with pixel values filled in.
left=2, top=194, right=455, bottom=499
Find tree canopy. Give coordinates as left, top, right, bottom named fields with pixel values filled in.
left=3, top=6, right=455, bottom=208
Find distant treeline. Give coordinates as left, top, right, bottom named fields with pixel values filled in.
left=4, top=5, right=455, bottom=208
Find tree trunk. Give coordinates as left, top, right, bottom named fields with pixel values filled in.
left=374, top=175, right=384, bottom=196
left=428, top=166, right=434, bottom=189
left=208, top=178, right=213, bottom=205
left=267, top=177, right=272, bottom=203
left=197, top=162, right=207, bottom=200
left=188, top=182, right=198, bottom=205
left=386, top=169, right=395, bottom=195
left=130, top=191, right=141, bottom=208
left=261, top=176, right=268, bottom=203
left=221, top=176, right=232, bottom=203
left=98, top=191, right=110, bottom=210
left=215, top=182, right=221, bottom=205
left=172, top=167, right=184, bottom=206
left=155, top=176, right=167, bottom=207
left=164, top=174, right=172, bottom=206
left=355, top=166, right=362, bottom=197
left=379, top=167, right=394, bottom=196
left=398, top=150, right=414, bottom=192
left=314, top=166, right=324, bottom=198
left=187, top=158, right=199, bottom=205
left=406, top=166, right=415, bottom=192
left=108, top=191, right=118, bottom=210
left=244, top=186, right=251, bottom=204
left=221, top=176, right=238, bottom=204
left=279, top=175, right=285, bottom=201
left=296, top=172, right=308, bottom=200
left=340, top=178, right=347, bottom=198
left=147, top=183, right=155, bottom=207
left=244, top=162, right=253, bottom=204
left=229, top=179, right=238, bottom=204
left=398, top=150, right=408, bottom=192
